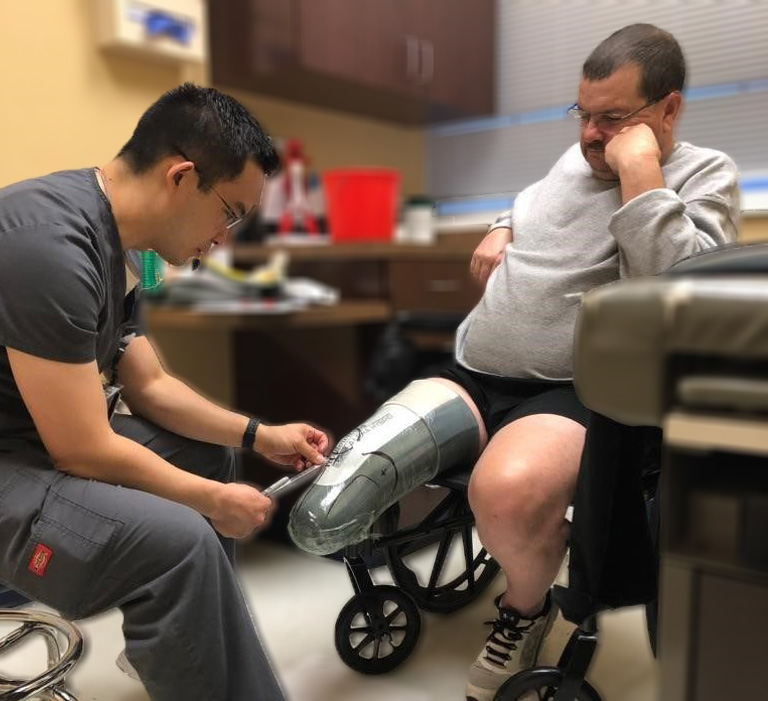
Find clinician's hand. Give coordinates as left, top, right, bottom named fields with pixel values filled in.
left=207, top=482, right=272, bottom=539
left=470, top=227, right=512, bottom=286
left=604, top=123, right=661, bottom=176
left=255, top=423, right=329, bottom=470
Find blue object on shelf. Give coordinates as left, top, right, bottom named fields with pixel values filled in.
left=144, top=10, right=193, bottom=45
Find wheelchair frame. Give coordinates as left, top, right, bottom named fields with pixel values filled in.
left=332, top=467, right=500, bottom=674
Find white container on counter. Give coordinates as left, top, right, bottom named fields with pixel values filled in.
left=401, top=195, right=435, bottom=244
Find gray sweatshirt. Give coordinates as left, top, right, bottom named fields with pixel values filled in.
left=456, top=141, right=740, bottom=380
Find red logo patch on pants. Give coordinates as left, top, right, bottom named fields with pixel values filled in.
left=28, top=544, right=53, bottom=577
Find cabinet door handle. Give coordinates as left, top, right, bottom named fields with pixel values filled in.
left=405, top=35, right=420, bottom=82
left=420, top=39, right=434, bottom=85
left=428, top=279, right=460, bottom=293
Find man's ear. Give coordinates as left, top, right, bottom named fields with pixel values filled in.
left=663, top=91, right=683, bottom=128
left=166, top=159, right=195, bottom=189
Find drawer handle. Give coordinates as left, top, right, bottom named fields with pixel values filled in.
left=428, top=280, right=461, bottom=293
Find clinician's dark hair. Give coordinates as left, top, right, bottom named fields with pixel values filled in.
left=583, top=24, right=686, bottom=101
left=117, top=83, right=279, bottom=191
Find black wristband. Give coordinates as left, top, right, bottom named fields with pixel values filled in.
left=241, top=418, right=261, bottom=450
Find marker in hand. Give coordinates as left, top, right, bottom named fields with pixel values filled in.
left=262, top=463, right=324, bottom=499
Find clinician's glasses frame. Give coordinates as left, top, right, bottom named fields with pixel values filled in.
left=567, top=94, right=671, bottom=131
left=175, top=147, right=262, bottom=230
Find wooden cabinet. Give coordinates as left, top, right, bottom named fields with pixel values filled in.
left=298, top=0, right=405, bottom=94
left=402, top=0, right=496, bottom=122
left=209, top=0, right=495, bottom=124
left=390, top=260, right=480, bottom=312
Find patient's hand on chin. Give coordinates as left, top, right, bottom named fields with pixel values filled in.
left=605, top=124, right=661, bottom=175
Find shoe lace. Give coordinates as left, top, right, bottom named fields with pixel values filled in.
left=482, top=614, right=535, bottom=668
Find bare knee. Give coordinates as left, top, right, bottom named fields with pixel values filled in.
left=469, top=458, right=570, bottom=538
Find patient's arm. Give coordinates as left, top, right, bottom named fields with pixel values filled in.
left=288, top=379, right=483, bottom=555
left=471, top=222, right=513, bottom=287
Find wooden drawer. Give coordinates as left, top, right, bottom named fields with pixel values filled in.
left=289, top=260, right=389, bottom=299
left=389, top=260, right=481, bottom=312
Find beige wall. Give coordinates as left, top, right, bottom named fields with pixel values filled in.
left=221, top=88, right=425, bottom=196
left=0, top=2, right=424, bottom=193
left=741, top=216, right=768, bottom=243
left=0, top=2, right=180, bottom=185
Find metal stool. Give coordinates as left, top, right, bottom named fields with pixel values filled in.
left=0, top=609, right=84, bottom=701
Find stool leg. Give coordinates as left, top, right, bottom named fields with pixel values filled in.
left=0, top=611, right=83, bottom=701
left=38, top=627, right=62, bottom=670
left=37, top=626, right=79, bottom=701
left=41, top=689, right=79, bottom=701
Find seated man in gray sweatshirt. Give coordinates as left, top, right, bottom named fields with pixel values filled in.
left=288, top=23, right=740, bottom=700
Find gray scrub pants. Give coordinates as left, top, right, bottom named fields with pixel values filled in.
left=0, top=414, right=284, bottom=701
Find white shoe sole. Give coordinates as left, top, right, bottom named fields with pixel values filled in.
left=115, top=650, right=141, bottom=681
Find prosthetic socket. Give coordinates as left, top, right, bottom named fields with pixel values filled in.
left=288, top=380, right=481, bottom=555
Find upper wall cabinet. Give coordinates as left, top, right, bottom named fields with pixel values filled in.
left=209, top=0, right=496, bottom=124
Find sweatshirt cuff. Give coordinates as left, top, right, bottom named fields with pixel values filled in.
left=488, top=210, right=513, bottom=233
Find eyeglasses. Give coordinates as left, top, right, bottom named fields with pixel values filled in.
left=567, top=95, right=666, bottom=132
left=211, top=184, right=246, bottom=231
left=175, top=148, right=262, bottom=231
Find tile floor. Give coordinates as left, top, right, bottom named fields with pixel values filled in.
left=1, top=537, right=657, bottom=700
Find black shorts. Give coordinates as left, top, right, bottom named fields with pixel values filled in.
left=440, top=364, right=590, bottom=437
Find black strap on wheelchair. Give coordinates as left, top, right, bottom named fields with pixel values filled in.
left=563, top=413, right=662, bottom=623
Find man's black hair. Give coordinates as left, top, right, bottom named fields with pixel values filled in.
left=118, top=83, right=279, bottom=191
left=583, top=24, right=686, bottom=101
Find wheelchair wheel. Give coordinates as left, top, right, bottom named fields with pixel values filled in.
left=494, top=667, right=601, bottom=701
left=335, top=585, right=421, bottom=674
left=386, top=521, right=500, bottom=613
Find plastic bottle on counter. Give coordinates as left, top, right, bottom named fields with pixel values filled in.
left=401, top=195, right=435, bottom=244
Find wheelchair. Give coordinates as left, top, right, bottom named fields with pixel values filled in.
left=326, top=309, right=660, bottom=686
left=330, top=433, right=660, bottom=687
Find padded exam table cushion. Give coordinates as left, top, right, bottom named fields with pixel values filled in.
left=574, top=243, right=768, bottom=426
